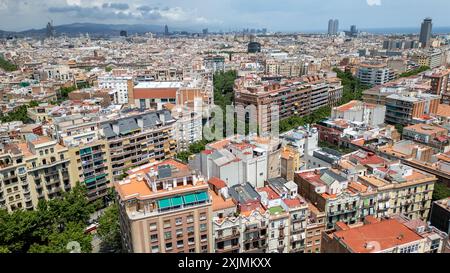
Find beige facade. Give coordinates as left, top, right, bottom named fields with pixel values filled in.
left=115, top=159, right=213, bottom=253
left=0, top=136, right=76, bottom=212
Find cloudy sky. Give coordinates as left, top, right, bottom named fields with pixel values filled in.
left=0, top=0, right=449, bottom=32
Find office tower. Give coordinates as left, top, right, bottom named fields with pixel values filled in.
left=164, top=25, right=169, bottom=36
left=115, top=159, right=213, bottom=253
left=120, top=30, right=127, bottom=37
left=46, top=21, right=55, bottom=38
left=333, top=20, right=339, bottom=35
left=420, top=18, right=433, bottom=48
left=328, top=19, right=334, bottom=35
left=328, top=19, right=339, bottom=35
left=202, top=28, right=208, bottom=36
left=350, top=25, right=357, bottom=37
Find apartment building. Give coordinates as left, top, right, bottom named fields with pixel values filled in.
left=189, top=135, right=281, bottom=189
left=265, top=178, right=309, bottom=253
left=424, top=68, right=450, bottom=96
left=304, top=202, right=326, bottom=253
left=385, top=93, right=440, bottom=126
left=281, top=146, right=303, bottom=182
left=97, top=73, right=133, bottom=105
left=357, top=62, right=395, bottom=86
left=429, top=197, right=450, bottom=234
left=358, top=162, right=436, bottom=220
left=411, top=49, right=446, bottom=69
left=265, top=58, right=309, bottom=77
left=0, top=136, right=75, bottom=212
left=402, top=123, right=449, bottom=153
left=321, top=215, right=446, bottom=253
left=114, top=159, right=213, bottom=253
left=234, top=75, right=331, bottom=133
left=295, top=168, right=360, bottom=229
left=100, top=110, right=177, bottom=181
left=132, top=73, right=213, bottom=116
left=209, top=177, right=241, bottom=253
left=54, top=114, right=112, bottom=203
left=168, top=105, right=203, bottom=152
left=403, top=151, right=450, bottom=187
left=331, top=100, right=386, bottom=127
left=203, top=55, right=225, bottom=73
left=280, top=125, right=319, bottom=158
left=228, top=183, right=269, bottom=253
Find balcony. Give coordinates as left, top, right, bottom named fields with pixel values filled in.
left=47, top=187, right=62, bottom=194
left=216, top=230, right=240, bottom=242
left=216, top=244, right=240, bottom=253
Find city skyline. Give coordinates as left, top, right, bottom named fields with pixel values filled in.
left=0, top=0, right=450, bottom=32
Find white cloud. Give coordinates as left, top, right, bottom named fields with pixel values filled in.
left=366, top=0, right=382, bottom=6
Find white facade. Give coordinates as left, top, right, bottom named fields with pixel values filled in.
left=98, top=75, right=132, bottom=104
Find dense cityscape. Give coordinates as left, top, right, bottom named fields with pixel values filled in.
left=1, top=1, right=450, bottom=257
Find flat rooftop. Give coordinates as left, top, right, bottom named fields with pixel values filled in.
left=134, top=81, right=183, bottom=89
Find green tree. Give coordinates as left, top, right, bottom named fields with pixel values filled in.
left=433, top=182, right=450, bottom=201
left=399, top=66, right=430, bottom=78
left=97, top=203, right=122, bottom=252
left=0, top=183, right=95, bottom=253
left=28, top=222, right=92, bottom=253
left=0, top=57, right=18, bottom=71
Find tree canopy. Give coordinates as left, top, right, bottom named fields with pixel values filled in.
left=0, top=183, right=96, bottom=253
left=0, top=57, right=18, bottom=72
left=97, top=203, right=122, bottom=252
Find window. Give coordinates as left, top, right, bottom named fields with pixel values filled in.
left=164, top=231, right=172, bottom=240
left=188, top=237, right=195, bottom=245
left=201, top=234, right=207, bottom=242
left=150, top=234, right=158, bottom=242
left=149, top=223, right=157, bottom=231
left=177, top=240, right=184, bottom=248
left=165, top=242, right=173, bottom=250
left=199, top=213, right=207, bottom=221
left=200, top=223, right=207, bottom=232
left=176, top=228, right=183, bottom=237
left=175, top=217, right=182, bottom=225
left=151, top=246, right=159, bottom=253
left=187, top=226, right=194, bottom=234
left=201, top=245, right=208, bottom=253
left=187, top=215, right=194, bottom=223
left=163, top=220, right=171, bottom=228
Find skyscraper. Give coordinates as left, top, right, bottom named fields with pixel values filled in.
left=420, top=18, right=433, bottom=48
left=333, top=19, right=339, bottom=35
left=327, top=19, right=339, bottom=35
left=46, top=21, right=55, bottom=38
left=328, top=19, right=334, bottom=35
left=164, top=25, right=169, bottom=36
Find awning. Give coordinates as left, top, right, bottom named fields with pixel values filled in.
left=196, top=191, right=208, bottom=202
left=158, top=198, right=172, bottom=209
left=183, top=194, right=197, bottom=204
left=85, top=178, right=96, bottom=184
left=171, top=196, right=183, bottom=207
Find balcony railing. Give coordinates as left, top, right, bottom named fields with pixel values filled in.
left=216, top=244, right=240, bottom=253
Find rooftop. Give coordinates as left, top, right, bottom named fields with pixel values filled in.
left=333, top=219, right=423, bottom=253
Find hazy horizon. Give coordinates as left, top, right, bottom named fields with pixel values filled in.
left=0, top=0, right=450, bottom=33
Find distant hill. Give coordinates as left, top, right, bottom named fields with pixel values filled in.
left=0, top=23, right=166, bottom=37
